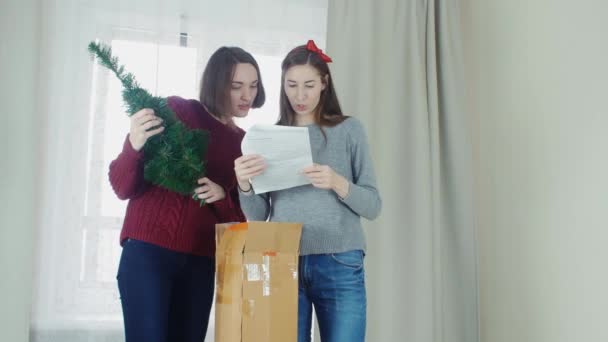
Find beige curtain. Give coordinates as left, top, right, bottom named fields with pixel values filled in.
left=326, top=1, right=479, bottom=341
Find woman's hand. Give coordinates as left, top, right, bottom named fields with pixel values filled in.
left=234, top=154, right=266, bottom=192
left=302, top=164, right=350, bottom=198
left=128, top=108, right=164, bottom=151
left=194, top=177, right=226, bottom=204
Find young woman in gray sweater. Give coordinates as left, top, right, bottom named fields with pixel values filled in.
left=234, top=40, right=381, bottom=342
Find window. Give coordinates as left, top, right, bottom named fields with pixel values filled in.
left=32, top=1, right=327, bottom=339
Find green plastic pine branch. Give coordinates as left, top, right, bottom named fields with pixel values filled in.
left=88, top=41, right=209, bottom=205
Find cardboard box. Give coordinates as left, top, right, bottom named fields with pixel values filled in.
left=215, top=221, right=303, bottom=342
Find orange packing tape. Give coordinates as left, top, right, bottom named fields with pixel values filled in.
left=229, top=222, right=248, bottom=231
left=263, top=251, right=277, bottom=256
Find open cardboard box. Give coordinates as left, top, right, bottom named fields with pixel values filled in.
left=215, top=221, right=303, bottom=342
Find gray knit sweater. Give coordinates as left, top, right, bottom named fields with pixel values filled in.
left=239, top=117, right=382, bottom=255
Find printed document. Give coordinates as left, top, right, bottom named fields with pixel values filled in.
left=241, top=125, right=313, bottom=194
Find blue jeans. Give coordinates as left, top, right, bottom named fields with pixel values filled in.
left=298, top=250, right=367, bottom=342
left=117, top=239, right=215, bottom=342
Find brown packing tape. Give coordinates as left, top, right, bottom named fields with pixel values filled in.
left=215, top=223, right=248, bottom=342
left=243, top=298, right=255, bottom=317
left=215, top=263, right=242, bottom=304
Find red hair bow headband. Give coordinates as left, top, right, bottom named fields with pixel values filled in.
left=306, top=40, right=333, bottom=63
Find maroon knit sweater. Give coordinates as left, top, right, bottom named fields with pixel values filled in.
left=109, top=96, right=245, bottom=257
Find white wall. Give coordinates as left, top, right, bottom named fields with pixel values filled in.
left=461, top=1, right=608, bottom=341
left=0, top=0, right=40, bottom=341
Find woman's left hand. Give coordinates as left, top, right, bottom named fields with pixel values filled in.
left=302, top=164, right=349, bottom=198
left=194, top=177, right=226, bottom=204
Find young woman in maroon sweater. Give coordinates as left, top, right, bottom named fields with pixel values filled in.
left=109, top=47, right=265, bottom=342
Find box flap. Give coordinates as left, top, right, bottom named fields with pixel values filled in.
left=244, top=221, right=302, bottom=255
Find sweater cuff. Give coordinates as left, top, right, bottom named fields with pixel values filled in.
left=213, top=191, right=234, bottom=212
left=338, top=181, right=358, bottom=205
left=210, top=185, right=238, bottom=222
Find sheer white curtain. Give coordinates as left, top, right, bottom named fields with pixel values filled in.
left=1, top=1, right=40, bottom=341
left=326, top=1, right=479, bottom=341
left=31, top=0, right=327, bottom=340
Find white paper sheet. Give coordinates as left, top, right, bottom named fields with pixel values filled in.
left=241, top=124, right=313, bottom=194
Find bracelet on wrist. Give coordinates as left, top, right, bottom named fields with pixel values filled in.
left=238, top=181, right=253, bottom=193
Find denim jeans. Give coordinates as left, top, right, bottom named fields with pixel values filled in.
left=298, top=250, right=367, bottom=342
left=117, top=239, right=215, bottom=342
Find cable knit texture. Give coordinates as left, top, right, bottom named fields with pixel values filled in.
left=109, top=96, right=245, bottom=257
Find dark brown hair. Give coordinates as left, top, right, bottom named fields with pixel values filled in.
left=199, top=47, right=265, bottom=119
left=277, top=44, right=345, bottom=127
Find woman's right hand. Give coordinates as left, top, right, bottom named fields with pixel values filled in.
left=234, top=154, right=266, bottom=191
left=128, top=108, right=164, bottom=151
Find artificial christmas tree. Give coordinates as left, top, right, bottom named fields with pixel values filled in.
left=88, top=41, right=209, bottom=204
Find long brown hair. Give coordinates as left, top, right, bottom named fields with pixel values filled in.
left=277, top=44, right=346, bottom=127
left=199, top=47, right=265, bottom=120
